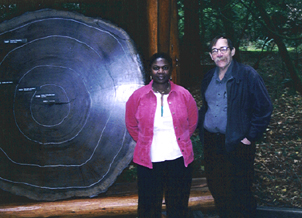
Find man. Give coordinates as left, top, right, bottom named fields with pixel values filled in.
left=199, top=35, right=273, bottom=218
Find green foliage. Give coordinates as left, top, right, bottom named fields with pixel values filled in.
left=60, top=3, right=81, bottom=11
left=116, top=164, right=137, bottom=183
left=191, top=134, right=205, bottom=177
left=254, top=38, right=276, bottom=51
left=0, top=4, right=18, bottom=21
left=177, top=0, right=184, bottom=40
left=192, top=134, right=203, bottom=160
left=297, top=43, right=302, bottom=53
left=177, top=0, right=302, bottom=55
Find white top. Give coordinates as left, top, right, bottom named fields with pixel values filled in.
left=150, top=92, right=183, bottom=162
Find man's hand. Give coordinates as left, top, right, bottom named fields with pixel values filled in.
left=241, top=138, right=251, bottom=145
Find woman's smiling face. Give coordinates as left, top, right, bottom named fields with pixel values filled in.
left=150, top=58, right=171, bottom=84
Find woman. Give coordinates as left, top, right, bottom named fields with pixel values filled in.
left=125, top=52, right=198, bottom=217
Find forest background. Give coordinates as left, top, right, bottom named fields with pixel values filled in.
left=176, top=0, right=302, bottom=209
left=1, top=0, right=302, bottom=210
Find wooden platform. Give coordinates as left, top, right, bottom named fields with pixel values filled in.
left=0, top=178, right=214, bottom=217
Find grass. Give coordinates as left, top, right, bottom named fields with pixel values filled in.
left=239, top=45, right=297, bottom=52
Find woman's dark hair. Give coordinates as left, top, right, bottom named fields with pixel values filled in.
left=209, top=35, right=234, bottom=52
left=148, top=52, right=172, bottom=69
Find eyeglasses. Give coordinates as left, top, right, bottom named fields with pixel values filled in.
left=211, top=46, right=229, bottom=55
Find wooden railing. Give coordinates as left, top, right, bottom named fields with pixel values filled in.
left=0, top=178, right=214, bottom=217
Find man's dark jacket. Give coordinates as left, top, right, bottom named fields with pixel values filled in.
left=199, top=60, right=273, bottom=152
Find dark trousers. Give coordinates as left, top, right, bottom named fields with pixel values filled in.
left=137, top=157, right=192, bottom=218
left=204, top=130, right=257, bottom=218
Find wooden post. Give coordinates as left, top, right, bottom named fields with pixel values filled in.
left=147, top=0, right=180, bottom=84
left=158, top=0, right=171, bottom=54
left=147, top=0, right=159, bottom=56
left=169, top=0, right=181, bottom=84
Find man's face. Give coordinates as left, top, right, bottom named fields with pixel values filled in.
left=209, top=38, right=235, bottom=71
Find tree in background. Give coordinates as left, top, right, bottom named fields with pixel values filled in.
left=251, top=0, right=302, bottom=94
left=179, top=0, right=202, bottom=87
left=177, top=0, right=302, bottom=94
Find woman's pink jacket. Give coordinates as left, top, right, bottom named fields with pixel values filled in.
left=125, top=81, right=198, bottom=169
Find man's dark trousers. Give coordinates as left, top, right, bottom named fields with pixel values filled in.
left=204, top=129, right=257, bottom=218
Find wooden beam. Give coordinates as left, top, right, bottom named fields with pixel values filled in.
left=147, top=0, right=158, bottom=57
left=147, top=0, right=180, bottom=84
left=0, top=178, right=214, bottom=217
left=158, top=0, right=171, bottom=53
left=169, top=0, right=180, bottom=84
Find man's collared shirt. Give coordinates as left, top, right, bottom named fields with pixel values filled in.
left=203, top=61, right=233, bottom=134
